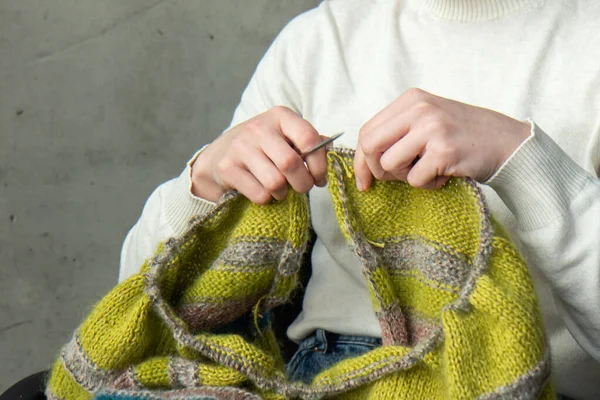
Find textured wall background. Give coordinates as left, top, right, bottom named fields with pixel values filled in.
left=0, top=0, right=320, bottom=390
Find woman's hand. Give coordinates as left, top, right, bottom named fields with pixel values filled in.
left=355, top=88, right=531, bottom=190
left=191, top=106, right=328, bottom=204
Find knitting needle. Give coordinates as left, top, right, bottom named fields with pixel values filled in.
left=300, top=132, right=344, bottom=159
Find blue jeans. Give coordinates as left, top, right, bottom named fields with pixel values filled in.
left=286, top=330, right=573, bottom=400
left=286, top=329, right=382, bottom=383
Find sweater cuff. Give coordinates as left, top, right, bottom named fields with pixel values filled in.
left=164, top=147, right=216, bottom=236
left=485, top=120, right=591, bottom=230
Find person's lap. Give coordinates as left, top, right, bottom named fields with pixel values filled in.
left=286, top=329, right=382, bottom=384
left=286, top=330, right=574, bottom=400
left=0, top=330, right=573, bottom=399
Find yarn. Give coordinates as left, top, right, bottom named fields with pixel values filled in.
left=47, top=149, right=553, bottom=399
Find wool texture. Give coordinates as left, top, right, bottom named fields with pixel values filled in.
left=47, top=149, right=553, bottom=399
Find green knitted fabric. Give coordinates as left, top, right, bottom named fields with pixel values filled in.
left=47, top=149, right=553, bottom=399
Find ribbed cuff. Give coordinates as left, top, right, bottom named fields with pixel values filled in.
left=486, top=120, right=592, bottom=230
left=164, top=147, right=216, bottom=236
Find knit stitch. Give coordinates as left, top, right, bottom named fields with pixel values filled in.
left=47, top=149, right=553, bottom=399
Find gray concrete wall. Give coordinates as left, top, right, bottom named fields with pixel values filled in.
left=0, top=0, right=320, bottom=390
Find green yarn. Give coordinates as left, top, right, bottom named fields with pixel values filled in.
left=47, top=150, right=553, bottom=400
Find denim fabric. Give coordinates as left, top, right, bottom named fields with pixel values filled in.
left=286, top=331, right=574, bottom=399
left=286, top=329, right=382, bottom=384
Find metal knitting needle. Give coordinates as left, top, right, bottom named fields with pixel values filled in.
left=300, top=132, right=344, bottom=159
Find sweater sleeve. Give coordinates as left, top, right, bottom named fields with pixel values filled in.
left=118, top=14, right=308, bottom=282
left=486, top=121, right=600, bottom=361
left=118, top=155, right=216, bottom=281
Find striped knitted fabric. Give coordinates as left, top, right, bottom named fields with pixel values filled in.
left=47, top=149, right=553, bottom=400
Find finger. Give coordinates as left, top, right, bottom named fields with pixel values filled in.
left=242, top=146, right=289, bottom=201
left=354, top=146, right=373, bottom=191
left=311, top=135, right=332, bottom=187
left=361, top=88, right=430, bottom=136
left=421, top=175, right=450, bottom=190
left=304, top=146, right=328, bottom=187
left=379, top=130, right=427, bottom=181
left=360, top=110, right=417, bottom=181
left=406, top=152, right=446, bottom=190
left=221, top=165, right=273, bottom=205
left=434, top=176, right=451, bottom=189
left=364, top=150, right=390, bottom=181
left=259, top=129, right=315, bottom=194
left=360, top=113, right=413, bottom=155
left=270, top=107, right=328, bottom=187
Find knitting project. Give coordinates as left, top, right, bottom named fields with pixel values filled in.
left=47, top=150, right=553, bottom=399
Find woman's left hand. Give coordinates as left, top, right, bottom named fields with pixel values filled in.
left=354, top=88, right=532, bottom=191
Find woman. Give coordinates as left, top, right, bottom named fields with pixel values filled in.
left=120, top=1, right=600, bottom=398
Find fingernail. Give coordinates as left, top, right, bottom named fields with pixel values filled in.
left=356, top=175, right=364, bottom=191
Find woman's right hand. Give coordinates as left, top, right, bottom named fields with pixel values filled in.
left=191, top=106, right=328, bottom=204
